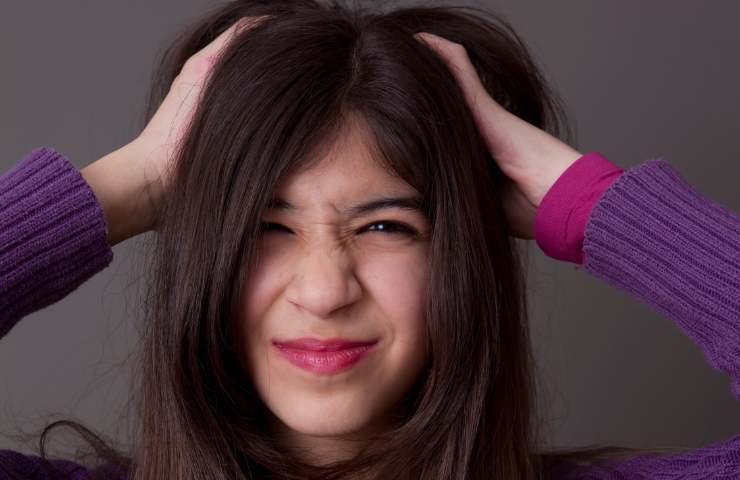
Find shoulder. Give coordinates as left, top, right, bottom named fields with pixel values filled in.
left=0, top=449, right=90, bottom=480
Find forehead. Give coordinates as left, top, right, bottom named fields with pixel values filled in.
left=272, top=119, right=417, bottom=209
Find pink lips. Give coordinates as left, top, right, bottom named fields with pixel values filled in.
left=272, top=337, right=378, bottom=375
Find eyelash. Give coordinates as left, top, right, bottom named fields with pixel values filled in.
left=259, top=221, right=417, bottom=237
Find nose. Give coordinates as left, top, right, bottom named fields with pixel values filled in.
left=284, top=246, right=363, bottom=319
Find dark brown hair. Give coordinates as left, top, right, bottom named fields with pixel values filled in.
left=25, top=1, right=690, bottom=478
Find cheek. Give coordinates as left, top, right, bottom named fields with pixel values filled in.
left=362, top=251, right=428, bottom=345
left=242, top=255, right=285, bottom=321
left=359, top=252, right=429, bottom=406
left=238, top=254, right=286, bottom=376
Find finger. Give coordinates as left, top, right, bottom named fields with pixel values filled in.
left=414, top=32, right=501, bottom=135
left=197, top=15, right=273, bottom=61
left=413, top=32, right=485, bottom=100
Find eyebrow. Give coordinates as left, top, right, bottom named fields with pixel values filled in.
left=267, top=195, right=425, bottom=218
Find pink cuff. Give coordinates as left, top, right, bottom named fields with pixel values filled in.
left=534, top=152, right=624, bottom=264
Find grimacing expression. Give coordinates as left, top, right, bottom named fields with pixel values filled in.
left=237, top=121, right=430, bottom=455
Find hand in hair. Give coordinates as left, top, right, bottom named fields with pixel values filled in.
left=414, top=31, right=582, bottom=239
left=82, top=16, right=271, bottom=247
left=133, top=15, right=273, bottom=228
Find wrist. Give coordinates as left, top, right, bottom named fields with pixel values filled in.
left=81, top=142, right=156, bottom=246
left=532, top=145, right=583, bottom=207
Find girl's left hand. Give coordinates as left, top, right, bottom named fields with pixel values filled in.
left=413, top=32, right=583, bottom=239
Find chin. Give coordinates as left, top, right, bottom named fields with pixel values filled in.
left=273, top=391, right=377, bottom=437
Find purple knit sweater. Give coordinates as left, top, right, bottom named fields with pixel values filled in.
left=1, top=147, right=739, bottom=478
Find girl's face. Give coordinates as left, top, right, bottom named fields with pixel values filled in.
left=237, top=123, right=430, bottom=463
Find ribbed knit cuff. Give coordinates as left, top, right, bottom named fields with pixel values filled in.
left=0, top=147, right=114, bottom=337
left=534, top=152, right=625, bottom=264
left=581, top=158, right=740, bottom=399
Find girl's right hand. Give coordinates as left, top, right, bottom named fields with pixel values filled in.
left=130, top=15, right=272, bottom=231
left=82, top=16, right=271, bottom=247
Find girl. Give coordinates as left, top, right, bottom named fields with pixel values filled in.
left=1, top=1, right=738, bottom=478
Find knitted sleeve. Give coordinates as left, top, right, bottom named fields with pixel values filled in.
left=0, top=147, right=119, bottom=478
left=535, top=152, right=740, bottom=398
left=0, top=147, right=114, bottom=339
left=536, top=153, right=740, bottom=478
left=580, top=157, right=740, bottom=399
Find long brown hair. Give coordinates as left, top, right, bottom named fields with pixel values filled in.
left=25, top=1, right=690, bottom=478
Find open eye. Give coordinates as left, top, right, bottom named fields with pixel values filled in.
left=359, top=220, right=417, bottom=236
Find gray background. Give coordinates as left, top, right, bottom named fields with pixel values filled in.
left=1, top=0, right=739, bottom=456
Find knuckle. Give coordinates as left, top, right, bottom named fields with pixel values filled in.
left=436, top=40, right=467, bottom=59
left=182, top=55, right=211, bottom=75
left=450, top=42, right=468, bottom=56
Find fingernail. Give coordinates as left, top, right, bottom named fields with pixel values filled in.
left=414, top=32, right=432, bottom=44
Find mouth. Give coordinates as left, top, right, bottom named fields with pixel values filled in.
left=272, top=337, right=379, bottom=375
